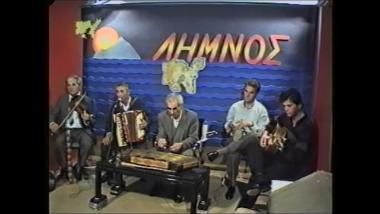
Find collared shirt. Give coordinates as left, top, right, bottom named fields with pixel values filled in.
left=68, top=92, right=81, bottom=102
left=292, top=111, right=305, bottom=127
left=120, top=97, right=132, bottom=112
left=172, top=109, right=183, bottom=128
left=277, top=111, right=312, bottom=160
left=224, top=99, right=269, bottom=137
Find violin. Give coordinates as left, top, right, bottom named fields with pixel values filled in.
left=68, top=94, right=92, bottom=126
left=69, top=94, right=89, bottom=115
left=50, top=93, right=91, bottom=135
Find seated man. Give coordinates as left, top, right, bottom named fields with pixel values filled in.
left=101, top=83, right=149, bottom=194
left=156, top=92, right=199, bottom=155
left=207, top=79, right=269, bottom=200
left=210, top=88, right=313, bottom=196
left=49, top=75, right=97, bottom=181
left=245, top=88, right=313, bottom=195
left=155, top=92, right=199, bottom=202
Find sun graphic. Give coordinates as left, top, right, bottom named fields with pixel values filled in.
left=92, top=27, right=119, bottom=53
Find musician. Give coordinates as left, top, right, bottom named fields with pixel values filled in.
left=207, top=79, right=269, bottom=200
left=243, top=88, right=313, bottom=195
left=154, top=92, right=199, bottom=202
left=156, top=92, right=199, bottom=155
left=49, top=75, right=96, bottom=181
left=101, top=83, right=148, bottom=193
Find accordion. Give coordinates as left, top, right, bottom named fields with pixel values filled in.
left=114, top=110, right=146, bottom=147
left=120, top=149, right=199, bottom=172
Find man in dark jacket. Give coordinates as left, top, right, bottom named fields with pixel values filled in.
left=100, top=83, right=148, bottom=195
left=49, top=75, right=97, bottom=181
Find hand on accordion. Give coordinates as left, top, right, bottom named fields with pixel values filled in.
left=139, top=119, right=148, bottom=129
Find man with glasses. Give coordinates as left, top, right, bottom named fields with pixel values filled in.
left=156, top=92, right=199, bottom=155
left=154, top=92, right=199, bottom=202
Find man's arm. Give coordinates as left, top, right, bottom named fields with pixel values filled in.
left=224, top=104, right=236, bottom=132
left=82, top=97, right=96, bottom=127
left=88, top=97, right=97, bottom=126
left=250, top=105, right=269, bottom=137
left=49, top=96, right=63, bottom=125
left=131, top=98, right=149, bottom=130
left=179, top=115, right=199, bottom=150
left=292, top=121, right=313, bottom=163
left=104, top=102, right=115, bottom=137
left=156, top=113, right=167, bottom=140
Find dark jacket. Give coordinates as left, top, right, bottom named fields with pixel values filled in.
left=49, top=94, right=96, bottom=138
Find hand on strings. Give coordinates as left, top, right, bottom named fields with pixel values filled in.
left=156, top=138, right=168, bottom=149
left=169, top=142, right=182, bottom=153
left=49, top=122, right=59, bottom=133
left=81, top=110, right=90, bottom=121
left=238, top=120, right=253, bottom=129
left=259, top=131, right=272, bottom=148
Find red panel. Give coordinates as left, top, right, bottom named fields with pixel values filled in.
left=314, top=3, right=332, bottom=171
left=49, top=0, right=85, bottom=107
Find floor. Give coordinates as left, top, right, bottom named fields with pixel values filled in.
left=49, top=169, right=246, bottom=213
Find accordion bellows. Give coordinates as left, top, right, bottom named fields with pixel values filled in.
left=114, top=110, right=146, bottom=147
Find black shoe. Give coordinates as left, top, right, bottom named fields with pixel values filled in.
left=110, top=183, right=125, bottom=196
left=207, top=151, right=219, bottom=162
left=221, top=175, right=232, bottom=187
left=246, top=182, right=271, bottom=196
left=100, top=172, right=117, bottom=185
left=174, top=194, right=184, bottom=203
left=73, top=165, right=82, bottom=181
left=55, top=168, right=67, bottom=181
left=225, top=186, right=235, bottom=200
left=73, top=166, right=89, bottom=181
left=100, top=174, right=108, bottom=183
left=246, top=184, right=261, bottom=196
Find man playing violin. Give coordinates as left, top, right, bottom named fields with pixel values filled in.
left=49, top=75, right=96, bottom=181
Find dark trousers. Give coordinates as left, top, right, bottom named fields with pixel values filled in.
left=224, top=133, right=296, bottom=185
left=223, top=134, right=260, bottom=185
left=101, top=141, right=148, bottom=185
left=54, top=129, right=94, bottom=168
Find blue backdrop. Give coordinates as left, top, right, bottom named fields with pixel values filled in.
left=82, top=3, right=318, bottom=146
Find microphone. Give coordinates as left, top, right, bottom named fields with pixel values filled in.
left=114, top=98, right=123, bottom=113
left=192, top=131, right=218, bottom=150
left=207, top=131, right=218, bottom=137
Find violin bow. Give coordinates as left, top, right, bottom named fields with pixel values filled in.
left=56, top=92, right=87, bottom=131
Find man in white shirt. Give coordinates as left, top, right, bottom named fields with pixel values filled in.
left=207, top=79, right=269, bottom=199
